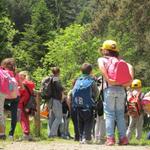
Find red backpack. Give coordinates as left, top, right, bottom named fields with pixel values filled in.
left=127, top=92, right=143, bottom=117
left=105, top=57, right=132, bottom=85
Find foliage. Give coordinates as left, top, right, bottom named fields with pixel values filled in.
left=0, top=17, right=17, bottom=62
left=33, top=24, right=100, bottom=90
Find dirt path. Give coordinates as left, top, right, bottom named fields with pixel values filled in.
left=0, top=142, right=150, bottom=150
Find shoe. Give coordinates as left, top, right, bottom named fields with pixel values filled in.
left=18, top=134, right=33, bottom=141
left=0, top=135, right=6, bottom=140
left=80, top=139, right=92, bottom=144
left=8, top=135, right=14, bottom=141
left=105, top=137, right=115, bottom=146
left=119, top=136, right=128, bottom=145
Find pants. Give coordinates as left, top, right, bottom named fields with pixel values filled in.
left=20, top=110, right=30, bottom=135
left=103, top=86, right=126, bottom=138
left=49, top=99, right=63, bottom=136
left=78, top=108, right=94, bottom=141
left=60, top=113, right=70, bottom=137
left=126, top=113, right=144, bottom=140
left=95, top=115, right=106, bottom=141
left=71, top=108, right=80, bottom=141
left=0, top=93, right=6, bottom=136
left=4, top=97, right=19, bottom=136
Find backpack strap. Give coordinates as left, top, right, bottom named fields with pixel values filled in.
left=24, top=84, right=32, bottom=96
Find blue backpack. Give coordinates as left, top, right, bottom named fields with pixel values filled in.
left=72, top=76, right=95, bottom=109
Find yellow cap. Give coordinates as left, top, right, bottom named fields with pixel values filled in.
left=101, top=40, right=119, bottom=52
left=131, top=79, right=142, bottom=88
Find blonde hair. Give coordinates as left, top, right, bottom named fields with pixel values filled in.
left=19, top=71, right=30, bottom=80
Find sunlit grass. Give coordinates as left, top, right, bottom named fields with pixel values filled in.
left=2, top=118, right=150, bottom=145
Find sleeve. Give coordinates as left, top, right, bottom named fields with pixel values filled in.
left=18, top=89, right=30, bottom=110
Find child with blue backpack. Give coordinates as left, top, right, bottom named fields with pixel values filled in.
left=72, top=63, right=99, bottom=144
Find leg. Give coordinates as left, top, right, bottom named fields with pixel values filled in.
left=126, top=116, right=137, bottom=140
left=99, top=116, right=106, bottom=141
left=0, top=93, right=5, bottom=138
left=94, top=115, right=101, bottom=141
left=82, top=109, right=93, bottom=141
left=50, top=99, right=63, bottom=136
left=20, top=110, right=30, bottom=135
left=103, top=88, right=116, bottom=138
left=9, top=98, right=19, bottom=136
left=135, top=114, right=144, bottom=140
left=71, top=109, right=79, bottom=141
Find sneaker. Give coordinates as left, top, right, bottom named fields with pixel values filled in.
left=80, top=139, right=92, bottom=144
left=105, top=137, right=115, bottom=146
left=119, top=136, right=128, bottom=145
left=8, top=135, right=14, bottom=141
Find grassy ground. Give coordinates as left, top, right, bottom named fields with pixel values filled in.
left=3, top=118, right=150, bottom=146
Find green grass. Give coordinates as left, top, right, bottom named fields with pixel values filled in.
left=3, top=119, right=150, bottom=145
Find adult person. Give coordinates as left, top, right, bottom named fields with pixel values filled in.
left=1, top=58, right=19, bottom=140
left=48, top=67, right=64, bottom=138
left=72, top=63, right=99, bottom=144
left=97, top=40, right=134, bottom=145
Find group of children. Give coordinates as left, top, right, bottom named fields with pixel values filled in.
left=1, top=40, right=150, bottom=145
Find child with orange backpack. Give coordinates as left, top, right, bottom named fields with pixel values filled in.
left=126, top=79, right=145, bottom=140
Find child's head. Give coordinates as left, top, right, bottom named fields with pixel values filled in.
left=131, top=79, right=142, bottom=90
left=19, top=71, right=30, bottom=81
left=81, top=63, right=92, bottom=75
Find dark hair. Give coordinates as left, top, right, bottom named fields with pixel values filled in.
left=51, top=67, right=60, bottom=75
left=102, top=50, right=119, bottom=58
left=1, top=58, right=16, bottom=71
left=81, top=63, right=92, bottom=75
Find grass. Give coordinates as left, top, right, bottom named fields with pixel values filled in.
left=2, top=118, right=150, bottom=145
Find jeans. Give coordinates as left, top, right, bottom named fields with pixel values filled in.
left=103, top=86, right=126, bottom=138
left=49, top=99, right=63, bottom=136
left=4, top=97, right=19, bottom=136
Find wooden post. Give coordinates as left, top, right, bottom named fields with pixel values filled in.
left=34, top=91, right=41, bottom=137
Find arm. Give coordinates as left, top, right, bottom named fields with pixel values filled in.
left=98, top=58, right=117, bottom=85
left=66, top=90, right=72, bottom=112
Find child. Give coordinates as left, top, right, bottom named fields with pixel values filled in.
left=18, top=71, right=35, bottom=141
left=126, top=79, right=145, bottom=140
left=60, top=96, right=71, bottom=139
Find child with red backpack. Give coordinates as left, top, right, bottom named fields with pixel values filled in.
left=126, top=79, right=145, bottom=140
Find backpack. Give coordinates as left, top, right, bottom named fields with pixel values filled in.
left=105, top=57, right=132, bottom=85
left=72, top=76, right=95, bottom=109
left=40, top=76, right=53, bottom=100
left=127, top=92, right=143, bottom=117
left=95, top=76, right=104, bottom=116
left=24, top=84, right=36, bottom=116
left=0, top=68, right=18, bottom=98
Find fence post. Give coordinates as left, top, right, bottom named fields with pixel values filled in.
left=34, top=91, right=41, bottom=137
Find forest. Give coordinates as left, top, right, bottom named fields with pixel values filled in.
left=0, top=0, right=150, bottom=90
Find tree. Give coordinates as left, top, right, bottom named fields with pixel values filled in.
left=33, top=24, right=100, bottom=89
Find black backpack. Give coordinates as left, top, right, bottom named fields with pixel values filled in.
left=95, top=76, right=104, bottom=116
left=40, top=76, right=53, bottom=100
left=24, top=85, right=36, bottom=116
